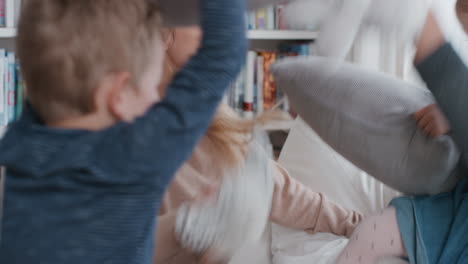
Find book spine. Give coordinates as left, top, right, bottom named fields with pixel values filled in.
left=5, top=0, right=14, bottom=28
left=256, top=55, right=264, bottom=114
left=260, top=52, right=276, bottom=110
left=275, top=5, right=287, bottom=30
left=266, top=5, right=275, bottom=30
left=14, top=0, right=20, bottom=26
left=243, top=51, right=256, bottom=118
left=0, top=0, right=5, bottom=27
left=15, top=62, right=22, bottom=119
left=233, top=67, right=245, bottom=112
left=6, top=52, right=14, bottom=123
left=256, top=8, right=267, bottom=30
left=248, top=11, right=256, bottom=30
left=300, top=43, right=309, bottom=56
left=0, top=50, right=4, bottom=126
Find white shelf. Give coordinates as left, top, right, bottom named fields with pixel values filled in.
left=0, top=28, right=319, bottom=40
left=0, top=28, right=16, bottom=38
left=264, top=119, right=294, bottom=131
left=262, top=111, right=295, bottom=131
left=248, top=30, right=318, bottom=40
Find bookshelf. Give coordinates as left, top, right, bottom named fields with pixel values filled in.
left=0, top=28, right=16, bottom=38
left=0, top=29, right=318, bottom=40
left=236, top=29, right=317, bottom=131
left=0, top=2, right=321, bottom=133
left=0, top=28, right=310, bottom=132
left=0, top=31, right=315, bottom=132
left=248, top=30, right=318, bottom=40
left=264, top=117, right=295, bottom=131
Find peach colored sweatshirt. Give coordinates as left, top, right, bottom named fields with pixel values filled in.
left=154, top=137, right=363, bottom=264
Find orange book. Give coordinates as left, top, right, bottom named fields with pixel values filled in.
left=259, top=52, right=277, bottom=110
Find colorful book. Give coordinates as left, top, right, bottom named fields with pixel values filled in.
left=280, top=42, right=311, bottom=56
left=5, top=0, right=14, bottom=28
left=225, top=48, right=303, bottom=115
left=14, top=0, right=22, bottom=26
left=266, top=6, right=275, bottom=30
left=0, top=49, right=5, bottom=126
left=243, top=51, right=256, bottom=118
left=247, top=11, right=256, bottom=30
left=255, top=8, right=267, bottom=30
left=0, top=0, right=5, bottom=27
left=6, top=52, right=14, bottom=122
left=259, top=52, right=276, bottom=110
left=275, top=5, right=287, bottom=30
left=15, top=63, right=23, bottom=119
left=234, top=67, right=245, bottom=111
left=256, top=55, right=264, bottom=114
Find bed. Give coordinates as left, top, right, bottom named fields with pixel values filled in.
left=229, top=118, right=409, bottom=264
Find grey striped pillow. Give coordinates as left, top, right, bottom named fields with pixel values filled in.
left=272, top=56, right=460, bottom=195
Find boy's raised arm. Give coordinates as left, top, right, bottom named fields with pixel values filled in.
left=101, top=0, right=247, bottom=186
left=416, top=43, right=468, bottom=170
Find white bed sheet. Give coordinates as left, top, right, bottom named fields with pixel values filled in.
left=229, top=226, right=272, bottom=264
left=273, top=119, right=407, bottom=264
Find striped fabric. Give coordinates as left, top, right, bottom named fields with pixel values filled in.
left=272, top=56, right=460, bottom=195
left=0, top=0, right=246, bottom=263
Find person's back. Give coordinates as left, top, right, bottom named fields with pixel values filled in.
left=0, top=0, right=246, bottom=263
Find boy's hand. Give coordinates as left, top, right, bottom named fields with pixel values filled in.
left=414, top=104, right=451, bottom=137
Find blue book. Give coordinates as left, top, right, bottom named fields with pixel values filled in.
left=15, top=63, right=23, bottom=119
left=300, top=44, right=309, bottom=56
left=0, top=0, right=5, bottom=27
left=247, top=11, right=256, bottom=30
left=6, top=52, right=15, bottom=123
left=279, top=43, right=310, bottom=56
left=0, top=49, right=6, bottom=126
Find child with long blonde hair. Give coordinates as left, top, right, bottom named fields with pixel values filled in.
left=153, top=27, right=363, bottom=264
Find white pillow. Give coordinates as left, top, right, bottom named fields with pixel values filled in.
left=279, top=118, right=400, bottom=215
left=272, top=118, right=405, bottom=264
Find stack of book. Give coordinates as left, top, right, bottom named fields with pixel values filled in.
left=225, top=42, right=312, bottom=117
left=0, top=50, right=24, bottom=126
left=0, top=0, right=21, bottom=28
left=246, top=5, right=288, bottom=30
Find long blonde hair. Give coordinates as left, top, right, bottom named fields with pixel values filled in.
left=162, top=29, right=281, bottom=168
left=207, top=104, right=286, bottom=168
left=207, top=104, right=255, bottom=167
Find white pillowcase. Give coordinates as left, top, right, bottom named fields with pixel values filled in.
left=279, top=118, right=400, bottom=215
left=272, top=118, right=403, bottom=264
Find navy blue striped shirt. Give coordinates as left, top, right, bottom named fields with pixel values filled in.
left=0, top=0, right=246, bottom=263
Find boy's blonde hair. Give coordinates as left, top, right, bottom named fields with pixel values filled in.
left=17, top=0, right=162, bottom=122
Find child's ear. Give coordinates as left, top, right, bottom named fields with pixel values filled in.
left=106, top=72, right=134, bottom=122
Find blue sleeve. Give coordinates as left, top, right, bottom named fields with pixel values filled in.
left=97, top=0, right=246, bottom=187
left=416, top=43, right=468, bottom=170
